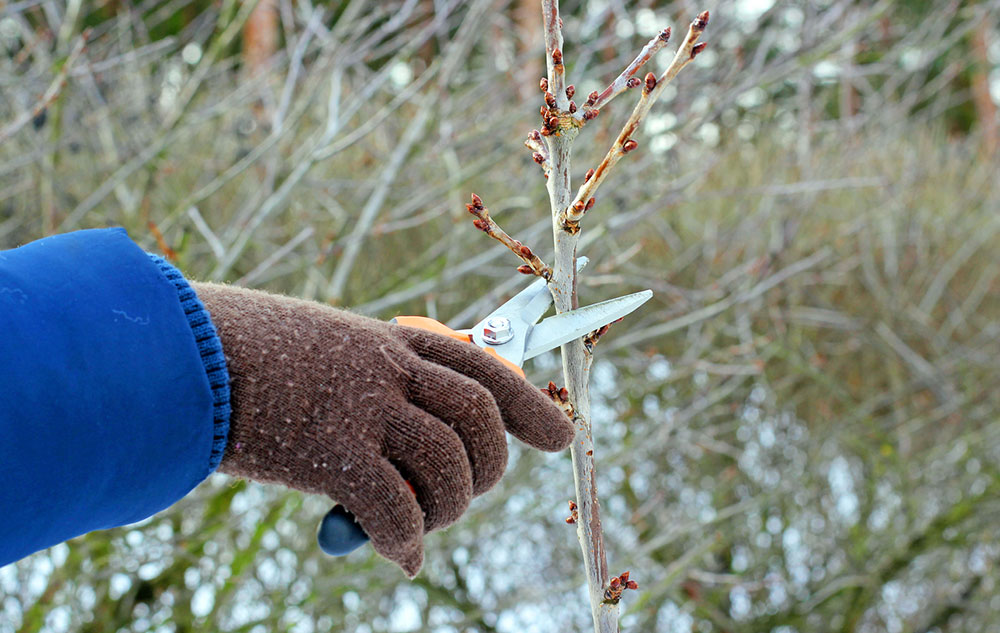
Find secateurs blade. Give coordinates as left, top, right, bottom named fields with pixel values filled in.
left=317, top=258, right=652, bottom=556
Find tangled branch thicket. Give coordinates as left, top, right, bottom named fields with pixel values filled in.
left=2, top=1, right=1000, bottom=632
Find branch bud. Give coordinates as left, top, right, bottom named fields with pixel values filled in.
left=539, top=77, right=548, bottom=92
left=568, top=101, right=577, bottom=113
left=644, top=72, right=656, bottom=93
left=470, top=193, right=483, bottom=207
left=547, top=115, right=560, bottom=129
left=659, top=27, right=672, bottom=42
left=565, top=84, right=575, bottom=99
left=583, top=109, right=599, bottom=121
left=626, top=581, right=638, bottom=590
left=610, top=577, right=620, bottom=589
left=585, top=197, right=595, bottom=210
left=519, top=245, right=533, bottom=258
left=585, top=91, right=598, bottom=107
left=573, top=200, right=585, bottom=213
left=622, top=139, right=638, bottom=153
left=517, top=265, right=534, bottom=275
left=472, top=218, right=489, bottom=231
left=694, top=10, right=710, bottom=31
left=552, top=48, right=563, bottom=65
left=529, top=129, right=542, bottom=141
left=584, top=168, right=595, bottom=182
left=544, top=91, right=557, bottom=108
left=691, top=42, right=707, bottom=60
left=532, top=152, right=545, bottom=164
left=626, top=77, right=641, bottom=89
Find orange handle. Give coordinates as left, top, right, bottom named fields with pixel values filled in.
left=393, top=315, right=525, bottom=378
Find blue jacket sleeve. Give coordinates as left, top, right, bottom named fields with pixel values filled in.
left=0, top=228, right=230, bottom=566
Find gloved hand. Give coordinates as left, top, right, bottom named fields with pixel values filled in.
left=191, top=282, right=575, bottom=577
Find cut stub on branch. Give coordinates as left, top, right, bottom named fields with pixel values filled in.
left=466, top=194, right=553, bottom=280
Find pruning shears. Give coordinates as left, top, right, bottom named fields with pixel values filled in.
left=317, top=258, right=652, bottom=556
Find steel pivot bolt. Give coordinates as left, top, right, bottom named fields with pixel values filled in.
left=482, top=317, right=514, bottom=345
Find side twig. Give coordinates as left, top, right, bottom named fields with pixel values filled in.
left=562, top=11, right=709, bottom=228
left=466, top=194, right=552, bottom=279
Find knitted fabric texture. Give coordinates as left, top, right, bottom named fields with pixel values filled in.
left=191, top=282, right=575, bottom=577
left=148, top=254, right=231, bottom=475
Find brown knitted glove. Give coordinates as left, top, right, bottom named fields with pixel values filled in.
left=191, top=282, right=575, bottom=577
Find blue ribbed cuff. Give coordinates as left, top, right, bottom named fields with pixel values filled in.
left=147, top=254, right=231, bottom=476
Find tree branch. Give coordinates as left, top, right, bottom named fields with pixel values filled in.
left=562, top=11, right=709, bottom=228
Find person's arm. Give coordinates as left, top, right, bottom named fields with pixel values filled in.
left=0, top=228, right=574, bottom=576
left=0, top=228, right=229, bottom=566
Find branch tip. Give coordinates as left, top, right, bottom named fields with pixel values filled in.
left=659, top=27, right=672, bottom=42
left=694, top=10, right=710, bottom=31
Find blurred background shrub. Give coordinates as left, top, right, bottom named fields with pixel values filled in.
left=2, top=1, right=999, bottom=632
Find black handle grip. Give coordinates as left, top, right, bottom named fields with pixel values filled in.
left=317, top=505, right=369, bottom=556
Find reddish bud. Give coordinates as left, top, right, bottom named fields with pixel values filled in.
left=539, top=77, right=548, bottom=92
left=532, top=152, right=545, bottom=164
left=585, top=197, right=595, bottom=210
left=610, top=577, right=620, bottom=589
left=644, top=72, right=656, bottom=93
left=465, top=203, right=475, bottom=214
left=544, top=91, right=557, bottom=108
left=583, top=109, right=599, bottom=121
left=694, top=10, right=710, bottom=31
left=586, top=90, right=599, bottom=106
left=540, top=127, right=552, bottom=136
left=586, top=449, right=593, bottom=456
left=584, top=168, right=595, bottom=182
left=517, top=265, right=533, bottom=275
left=568, top=101, right=577, bottom=113
left=472, top=218, right=489, bottom=231
left=568, top=500, right=577, bottom=510
left=566, top=516, right=576, bottom=524
left=530, top=129, right=541, bottom=141
left=620, top=571, right=630, bottom=582
left=626, top=581, right=638, bottom=590
left=691, top=42, right=707, bottom=59
left=622, top=139, right=638, bottom=153
left=565, top=84, right=575, bottom=99
left=552, top=48, right=563, bottom=65
left=558, top=387, right=569, bottom=401
left=626, top=77, right=641, bottom=89
left=548, top=116, right=560, bottom=129
left=470, top=193, right=483, bottom=207
left=573, top=200, right=585, bottom=212
left=659, top=27, right=672, bottom=42
left=548, top=381, right=558, bottom=392
left=519, top=245, right=533, bottom=258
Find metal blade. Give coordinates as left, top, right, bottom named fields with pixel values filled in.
left=522, top=290, right=652, bottom=360
left=478, top=256, right=590, bottom=330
